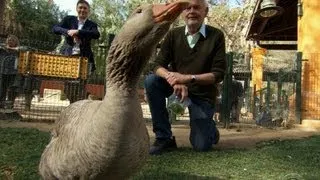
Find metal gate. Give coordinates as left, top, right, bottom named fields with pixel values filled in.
left=220, top=52, right=302, bottom=128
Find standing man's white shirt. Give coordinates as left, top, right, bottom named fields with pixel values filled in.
left=72, top=18, right=87, bottom=55
left=77, top=18, right=87, bottom=30
left=185, top=24, right=206, bottom=48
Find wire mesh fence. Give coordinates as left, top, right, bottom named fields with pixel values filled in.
left=0, top=27, right=109, bottom=122
left=301, top=53, right=320, bottom=120
left=0, top=25, right=309, bottom=128
left=215, top=51, right=301, bottom=128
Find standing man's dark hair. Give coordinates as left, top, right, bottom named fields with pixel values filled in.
left=77, top=0, right=90, bottom=8
left=52, top=0, right=100, bottom=103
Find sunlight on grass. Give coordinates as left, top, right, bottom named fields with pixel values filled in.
left=0, top=127, right=319, bottom=180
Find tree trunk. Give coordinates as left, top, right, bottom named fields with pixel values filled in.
left=0, top=0, right=6, bottom=30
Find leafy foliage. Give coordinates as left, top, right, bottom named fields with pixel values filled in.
left=207, top=0, right=254, bottom=54
left=89, top=0, right=162, bottom=75
left=1, top=0, right=258, bottom=74
left=90, top=0, right=159, bottom=35
left=3, top=0, right=67, bottom=50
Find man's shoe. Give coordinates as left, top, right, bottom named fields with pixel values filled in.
left=149, top=136, right=177, bottom=155
left=214, top=128, right=220, bottom=144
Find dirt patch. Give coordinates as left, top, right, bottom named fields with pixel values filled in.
left=147, top=124, right=319, bottom=149
left=1, top=119, right=319, bottom=149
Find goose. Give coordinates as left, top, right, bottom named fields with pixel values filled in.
left=38, top=1, right=190, bottom=179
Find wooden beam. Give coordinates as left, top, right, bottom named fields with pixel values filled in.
left=258, top=18, right=269, bottom=34
left=260, top=25, right=297, bottom=36
left=257, top=42, right=297, bottom=50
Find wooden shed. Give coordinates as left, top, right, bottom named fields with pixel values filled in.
left=246, top=0, right=320, bottom=129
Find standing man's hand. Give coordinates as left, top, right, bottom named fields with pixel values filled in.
left=67, top=29, right=79, bottom=37
left=173, top=84, right=188, bottom=102
left=166, top=72, right=189, bottom=86
left=73, top=36, right=82, bottom=44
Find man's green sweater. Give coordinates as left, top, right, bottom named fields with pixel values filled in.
left=153, top=25, right=226, bottom=105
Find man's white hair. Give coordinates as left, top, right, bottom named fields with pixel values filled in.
left=203, top=0, right=209, bottom=7
left=186, top=0, right=209, bottom=7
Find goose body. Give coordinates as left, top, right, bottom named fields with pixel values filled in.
left=40, top=93, right=147, bottom=179
left=39, top=1, right=189, bottom=179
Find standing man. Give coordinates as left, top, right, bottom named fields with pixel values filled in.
left=53, top=0, right=100, bottom=72
left=52, top=0, right=100, bottom=103
left=144, top=0, right=226, bottom=154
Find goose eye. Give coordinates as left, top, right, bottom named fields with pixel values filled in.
left=136, top=9, right=142, bottom=13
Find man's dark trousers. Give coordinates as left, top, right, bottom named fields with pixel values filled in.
left=144, top=74, right=219, bottom=151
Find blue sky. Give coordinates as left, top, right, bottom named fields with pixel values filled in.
left=229, top=0, right=242, bottom=7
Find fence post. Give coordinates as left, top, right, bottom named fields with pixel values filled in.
left=295, top=52, right=302, bottom=124
left=246, top=78, right=252, bottom=112
left=266, top=76, right=271, bottom=110
left=277, top=69, right=283, bottom=104
left=259, top=90, right=263, bottom=111
left=252, top=84, right=256, bottom=120
left=221, top=52, right=233, bottom=128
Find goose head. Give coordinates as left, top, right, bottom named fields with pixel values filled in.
left=106, top=0, right=190, bottom=90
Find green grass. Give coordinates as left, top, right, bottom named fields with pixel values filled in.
left=1, top=128, right=320, bottom=180
left=0, top=128, right=50, bottom=180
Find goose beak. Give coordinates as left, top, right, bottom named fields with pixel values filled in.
left=153, top=0, right=190, bottom=23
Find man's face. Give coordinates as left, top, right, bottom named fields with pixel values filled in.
left=7, top=39, right=17, bottom=47
left=77, top=3, right=89, bottom=19
left=182, top=0, right=208, bottom=28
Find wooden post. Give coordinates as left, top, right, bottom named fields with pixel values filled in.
left=295, top=52, right=302, bottom=124
left=298, top=0, right=320, bottom=122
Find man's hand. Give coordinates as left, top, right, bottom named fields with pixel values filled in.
left=166, top=72, right=189, bottom=86
left=73, top=36, right=81, bottom=44
left=67, top=29, right=79, bottom=37
left=173, top=84, right=188, bottom=102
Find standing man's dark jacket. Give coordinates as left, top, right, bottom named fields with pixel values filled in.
left=52, top=15, right=100, bottom=71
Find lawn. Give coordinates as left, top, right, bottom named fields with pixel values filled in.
left=1, top=127, right=319, bottom=180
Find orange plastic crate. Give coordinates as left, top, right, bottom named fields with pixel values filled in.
left=18, top=51, right=88, bottom=79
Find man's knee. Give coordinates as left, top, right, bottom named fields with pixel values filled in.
left=144, top=74, right=163, bottom=91
left=144, top=74, right=172, bottom=103
left=144, top=74, right=156, bottom=90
